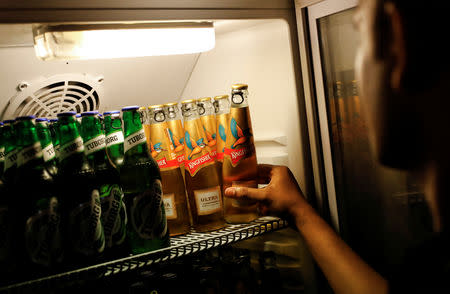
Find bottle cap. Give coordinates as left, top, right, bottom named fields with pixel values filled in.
left=49, top=118, right=58, bottom=123
left=231, top=84, right=248, bottom=90
left=214, top=95, right=229, bottom=100
left=81, top=111, right=99, bottom=117
left=57, top=111, right=77, bottom=117
left=181, top=99, right=196, bottom=104
left=36, top=118, right=48, bottom=122
left=148, top=104, right=164, bottom=110
left=16, top=115, right=36, bottom=121
left=103, top=110, right=120, bottom=115
left=198, top=97, right=212, bottom=102
left=164, top=102, right=178, bottom=107
left=121, top=105, right=140, bottom=111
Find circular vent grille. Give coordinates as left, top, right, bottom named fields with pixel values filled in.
left=2, top=74, right=103, bottom=119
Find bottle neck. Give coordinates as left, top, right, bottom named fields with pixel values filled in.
left=81, top=115, right=110, bottom=168
left=231, top=89, right=249, bottom=108
left=58, top=115, right=87, bottom=169
left=36, top=121, right=57, bottom=163
left=15, top=119, right=44, bottom=167
left=122, top=110, right=150, bottom=159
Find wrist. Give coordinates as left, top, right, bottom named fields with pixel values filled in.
left=290, top=199, right=316, bottom=230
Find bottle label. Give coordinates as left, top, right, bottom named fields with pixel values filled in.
left=100, top=184, right=127, bottom=248
left=105, top=131, right=124, bottom=147
left=163, top=193, right=177, bottom=220
left=149, top=123, right=178, bottom=171
left=18, top=142, right=43, bottom=166
left=69, top=189, right=105, bottom=255
left=59, top=136, right=84, bottom=161
left=25, top=197, right=63, bottom=267
left=200, top=114, right=217, bottom=156
left=185, top=152, right=214, bottom=177
left=4, top=149, right=17, bottom=170
left=166, top=120, right=185, bottom=167
left=130, top=179, right=168, bottom=239
left=216, top=113, right=230, bottom=163
left=224, top=113, right=256, bottom=167
left=42, top=143, right=56, bottom=162
left=84, top=134, right=106, bottom=156
left=193, top=186, right=222, bottom=216
left=124, top=129, right=146, bottom=153
left=0, top=147, right=5, bottom=163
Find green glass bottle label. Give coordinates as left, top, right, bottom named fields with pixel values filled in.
left=18, top=142, right=43, bottom=167
left=105, top=131, right=124, bottom=147
left=0, top=147, right=5, bottom=162
left=84, top=134, right=106, bottom=156
left=42, top=143, right=56, bottom=162
left=124, top=129, right=146, bottom=153
left=59, top=136, right=84, bottom=161
left=4, top=150, right=17, bottom=170
left=25, top=197, right=62, bottom=266
left=68, top=189, right=105, bottom=255
left=130, top=179, right=168, bottom=239
left=100, top=184, right=127, bottom=248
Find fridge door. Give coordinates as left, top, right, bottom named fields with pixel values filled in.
left=305, top=0, right=431, bottom=274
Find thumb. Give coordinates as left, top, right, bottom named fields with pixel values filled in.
left=224, top=186, right=267, bottom=201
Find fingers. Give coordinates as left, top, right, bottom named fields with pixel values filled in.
left=224, top=186, right=267, bottom=201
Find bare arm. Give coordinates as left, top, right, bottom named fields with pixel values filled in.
left=225, top=164, right=388, bottom=294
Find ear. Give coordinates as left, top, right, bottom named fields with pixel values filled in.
left=384, top=3, right=406, bottom=91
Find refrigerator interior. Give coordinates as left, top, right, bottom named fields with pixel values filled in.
left=0, top=19, right=318, bottom=293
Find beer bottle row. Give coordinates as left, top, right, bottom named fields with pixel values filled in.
left=0, top=83, right=259, bottom=282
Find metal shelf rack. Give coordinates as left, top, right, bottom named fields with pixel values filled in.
left=1, top=216, right=287, bottom=292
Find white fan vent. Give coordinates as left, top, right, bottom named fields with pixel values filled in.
left=2, top=74, right=104, bottom=119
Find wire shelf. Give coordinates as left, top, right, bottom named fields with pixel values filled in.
left=1, top=216, right=287, bottom=292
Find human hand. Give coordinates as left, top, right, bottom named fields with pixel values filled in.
left=224, top=164, right=309, bottom=218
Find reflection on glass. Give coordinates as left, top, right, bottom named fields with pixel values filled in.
left=317, top=8, right=431, bottom=275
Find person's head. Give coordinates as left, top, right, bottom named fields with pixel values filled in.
left=354, top=0, right=450, bottom=170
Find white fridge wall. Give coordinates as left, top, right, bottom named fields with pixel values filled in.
left=182, top=20, right=306, bottom=189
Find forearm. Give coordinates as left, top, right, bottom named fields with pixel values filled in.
left=292, top=204, right=388, bottom=294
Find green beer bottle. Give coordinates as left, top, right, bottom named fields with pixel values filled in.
left=103, top=111, right=124, bottom=169
left=0, top=122, right=4, bottom=179
left=15, top=115, right=63, bottom=271
left=57, top=111, right=105, bottom=265
left=120, top=106, right=169, bottom=254
left=80, top=111, right=127, bottom=258
left=35, top=118, right=58, bottom=176
left=48, top=118, right=60, bottom=160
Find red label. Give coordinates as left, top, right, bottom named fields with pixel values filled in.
left=157, top=157, right=179, bottom=170
left=216, top=152, right=224, bottom=161
left=185, top=152, right=214, bottom=176
left=210, top=150, right=217, bottom=161
left=224, top=146, right=252, bottom=166
left=176, top=154, right=185, bottom=165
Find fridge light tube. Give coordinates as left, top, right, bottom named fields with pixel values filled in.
left=33, top=22, right=215, bottom=60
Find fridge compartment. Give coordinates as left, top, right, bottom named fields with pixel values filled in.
left=1, top=216, right=287, bottom=292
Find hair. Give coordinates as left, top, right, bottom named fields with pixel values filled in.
left=376, top=1, right=449, bottom=93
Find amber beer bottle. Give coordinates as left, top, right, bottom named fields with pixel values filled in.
left=222, top=84, right=258, bottom=223
left=213, top=95, right=230, bottom=180
left=196, top=97, right=217, bottom=160
left=147, top=104, right=191, bottom=236
left=181, top=99, right=225, bottom=232
left=164, top=102, right=186, bottom=173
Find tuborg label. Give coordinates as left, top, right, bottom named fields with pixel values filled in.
left=25, top=197, right=62, bottom=267
left=194, top=186, right=222, bottom=216
left=42, top=143, right=56, bottom=162
left=124, top=129, right=146, bottom=153
left=100, top=184, right=127, bottom=248
left=18, top=142, right=42, bottom=166
left=0, top=147, right=5, bottom=162
left=4, top=149, right=17, bottom=170
left=105, top=131, right=124, bottom=147
left=84, top=134, right=106, bottom=156
left=59, top=136, right=84, bottom=161
left=130, top=179, right=167, bottom=239
left=69, top=189, right=105, bottom=255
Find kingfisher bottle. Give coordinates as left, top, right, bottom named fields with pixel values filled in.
left=148, top=104, right=191, bottom=236
left=197, top=97, right=217, bottom=161
left=80, top=111, right=127, bottom=258
left=120, top=105, right=169, bottom=254
left=35, top=118, right=58, bottom=176
left=181, top=100, right=225, bottom=232
left=103, top=111, right=124, bottom=169
left=222, top=84, right=258, bottom=223
left=14, top=115, right=63, bottom=273
left=57, top=111, right=105, bottom=265
left=214, top=95, right=230, bottom=182
left=164, top=102, right=186, bottom=174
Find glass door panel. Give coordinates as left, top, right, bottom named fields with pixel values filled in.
left=311, top=4, right=431, bottom=275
